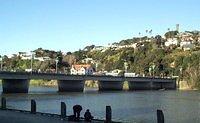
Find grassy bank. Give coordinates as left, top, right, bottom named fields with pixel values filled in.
left=0, top=80, right=130, bottom=89
left=30, top=80, right=99, bottom=87
left=123, top=81, right=129, bottom=90
left=30, top=80, right=57, bottom=87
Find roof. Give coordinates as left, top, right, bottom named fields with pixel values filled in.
left=72, top=64, right=92, bottom=70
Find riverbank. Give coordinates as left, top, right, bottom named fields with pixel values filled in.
left=0, top=109, right=105, bottom=123
left=0, top=109, right=67, bottom=123
left=30, top=80, right=57, bottom=87
left=178, top=80, right=198, bottom=90
left=30, top=80, right=99, bottom=88
left=30, top=80, right=130, bottom=89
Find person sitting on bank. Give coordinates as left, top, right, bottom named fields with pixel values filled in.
left=84, top=109, right=94, bottom=122
left=73, top=105, right=83, bottom=121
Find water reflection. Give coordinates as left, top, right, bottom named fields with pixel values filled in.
left=0, top=86, right=200, bottom=123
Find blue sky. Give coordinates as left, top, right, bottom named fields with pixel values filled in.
left=0, top=0, right=200, bottom=55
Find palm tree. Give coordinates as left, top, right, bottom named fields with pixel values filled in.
left=139, top=32, right=141, bottom=42
left=145, top=30, right=148, bottom=37
left=149, top=29, right=152, bottom=37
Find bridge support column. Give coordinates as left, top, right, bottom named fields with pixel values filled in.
left=128, top=81, right=152, bottom=90
left=57, top=80, right=84, bottom=92
left=98, top=81, right=123, bottom=91
left=152, top=82, right=176, bottom=90
left=128, top=79, right=177, bottom=90
left=2, top=79, right=30, bottom=93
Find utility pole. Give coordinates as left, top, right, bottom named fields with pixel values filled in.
left=124, top=61, right=128, bottom=73
left=95, top=62, right=98, bottom=72
left=149, top=67, right=152, bottom=76
left=139, top=32, right=141, bottom=42
left=31, top=52, right=35, bottom=74
left=179, top=66, right=183, bottom=80
left=0, top=56, right=2, bottom=71
left=152, top=63, right=156, bottom=77
left=55, top=58, right=59, bottom=73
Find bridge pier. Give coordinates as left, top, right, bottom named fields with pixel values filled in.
left=2, top=79, right=30, bottom=93
left=152, top=82, right=176, bottom=90
left=98, top=81, right=124, bottom=91
left=128, top=78, right=176, bottom=90
left=57, top=80, right=84, bottom=92
left=128, top=81, right=152, bottom=90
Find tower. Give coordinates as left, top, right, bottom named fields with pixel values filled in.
left=176, top=24, right=179, bottom=32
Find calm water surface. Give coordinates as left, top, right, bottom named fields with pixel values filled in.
left=0, top=86, right=200, bottom=123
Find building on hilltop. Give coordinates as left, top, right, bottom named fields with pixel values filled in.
left=70, top=64, right=94, bottom=75
left=91, top=46, right=104, bottom=51
left=180, top=41, right=194, bottom=51
left=81, top=58, right=95, bottom=64
left=17, top=51, right=52, bottom=61
left=179, top=32, right=193, bottom=41
left=18, top=52, right=32, bottom=60
left=164, top=38, right=178, bottom=47
left=34, top=56, right=51, bottom=61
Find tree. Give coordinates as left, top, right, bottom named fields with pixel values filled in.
left=155, top=35, right=162, bottom=48
left=66, top=52, right=72, bottom=55
left=83, top=45, right=95, bottom=51
left=164, top=31, right=178, bottom=39
left=73, top=49, right=87, bottom=62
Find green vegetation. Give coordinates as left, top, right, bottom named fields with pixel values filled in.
left=1, top=48, right=70, bottom=73
left=30, top=80, right=57, bottom=86
left=123, top=81, right=129, bottom=90
left=1, top=30, right=200, bottom=89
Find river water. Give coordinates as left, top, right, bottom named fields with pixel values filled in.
left=0, top=86, right=200, bottom=123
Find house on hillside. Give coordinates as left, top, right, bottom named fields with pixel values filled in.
left=91, top=46, right=104, bottom=51
left=81, top=58, right=95, bottom=64
left=164, top=38, right=178, bottom=47
left=18, top=52, right=32, bottom=60
left=34, top=56, right=51, bottom=61
left=179, top=32, right=193, bottom=41
left=70, top=64, right=94, bottom=75
left=180, top=41, right=194, bottom=51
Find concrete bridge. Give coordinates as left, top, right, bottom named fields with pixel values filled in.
left=0, top=72, right=176, bottom=93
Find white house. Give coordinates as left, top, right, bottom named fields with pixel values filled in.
left=165, top=38, right=178, bottom=47
left=81, top=58, right=95, bottom=64
left=105, top=69, right=122, bottom=76
left=92, top=46, right=104, bottom=51
left=180, top=41, right=194, bottom=51
left=18, top=52, right=31, bottom=60
left=34, top=56, right=51, bottom=61
left=70, top=64, right=94, bottom=75
left=179, top=32, right=193, bottom=41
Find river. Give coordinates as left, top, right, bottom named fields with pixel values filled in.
left=0, top=86, right=199, bottom=123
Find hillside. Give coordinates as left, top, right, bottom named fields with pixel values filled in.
left=1, top=30, right=200, bottom=89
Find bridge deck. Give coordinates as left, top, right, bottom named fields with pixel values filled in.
left=0, top=72, right=176, bottom=93
left=0, top=71, right=175, bottom=82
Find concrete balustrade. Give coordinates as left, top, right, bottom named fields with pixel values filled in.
left=1, top=97, right=6, bottom=110
left=31, top=100, right=36, bottom=114
left=106, top=106, right=112, bottom=123
left=157, top=109, right=164, bottom=123
left=0, top=97, right=165, bottom=123
left=61, top=102, right=66, bottom=119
